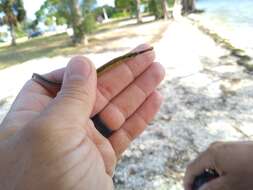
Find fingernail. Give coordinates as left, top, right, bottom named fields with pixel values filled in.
left=68, top=57, right=91, bottom=80
left=134, top=44, right=151, bottom=52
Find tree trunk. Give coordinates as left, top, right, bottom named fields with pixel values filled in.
left=69, top=0, right=86, bottom=45
left=102, top=7, right=109, bottom=22
left=181, top=0, right=187, bottom=12
left=182, top=0, right=196, bottom=13
left=135, top=0, right=142, bottom=23
left=9, top=23, right=16, bottom=46
left=162, top=0, right=169, bottom=20
left=189, top=0, right=196, bottom=11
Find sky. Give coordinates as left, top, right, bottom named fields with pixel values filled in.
left=23, top=0, right=115, bottom=20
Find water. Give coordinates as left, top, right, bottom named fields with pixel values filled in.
left=196, top=0, right=253, bottom=55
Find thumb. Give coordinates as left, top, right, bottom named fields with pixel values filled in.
left=48, top=56, right=97, bottom=125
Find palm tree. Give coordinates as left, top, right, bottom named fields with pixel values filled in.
left=0, top=0, right=26, bottom=45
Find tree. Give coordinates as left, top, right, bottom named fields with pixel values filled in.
left=0, top=0, right=26, bottom=45
left=135, top=0, right=142, bottom=23
left=94, top=5, right=116, bottom=20
left=148, top=0, right=162, bottom=19
left=148, top=0, right=171, bottom=20
left=115, top=0, right=143, bottom=23
left=67, top=0, right=97, bottom=44
left=172, top=0, right=196, bottom=19
left=68, top=0, right=85, bottom=44
left=162, top=0, right=169, bottom=20
left=115, top=0, right=135, bottom=15
left=182, top=0, right=196, bottom=13
left=35, top=0, right=96, bottom=45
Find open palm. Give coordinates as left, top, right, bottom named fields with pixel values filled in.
left=0, top=44, right=164, bottom=190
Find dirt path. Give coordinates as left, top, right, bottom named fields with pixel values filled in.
left=114, top=19, right=253, bottom=190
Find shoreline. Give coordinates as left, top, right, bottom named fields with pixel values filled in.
left=188, top=14, right=253, bottom=72
left=115, top=18, right=253, bottom=189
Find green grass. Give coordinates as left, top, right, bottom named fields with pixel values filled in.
left=0, top=16, right=166, bottom=70
left=0, top=97, right=8, bottom=107
left=0, top=18, right=131, bottom=70
left=0, top=33, right=80, bottom=70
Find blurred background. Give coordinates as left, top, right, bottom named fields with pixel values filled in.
left=0, top=0, right=253, bottom=189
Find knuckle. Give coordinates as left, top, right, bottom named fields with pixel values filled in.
left=208, top=141, right=224, bottom=154
left=97, top=81, right=114, bottom=100
left=209, top=141, right=223, bottom=148
left=208, top=141, right=227, bottom=168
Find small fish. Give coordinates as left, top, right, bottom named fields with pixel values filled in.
left=32, top=47, right=154, bottom=88
left=96, top=47, right=154, bottom=76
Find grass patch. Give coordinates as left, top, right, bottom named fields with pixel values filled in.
left=0, top=33, right=79, bottom=69
left=0, top=17, right=167, bottom=70
left=0, top=98, right=8, bottom=107
left=0, top=19, right=131, bottom=69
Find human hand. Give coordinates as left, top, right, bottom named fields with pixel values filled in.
left=0, top=44, right=165, bottom=190
left=184, top=141, right=253, bottom=190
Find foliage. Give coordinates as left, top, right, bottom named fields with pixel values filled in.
left=148, top=0, right=164, bottom=19
left=168, top=0, right=174, bottom=6
left=115, top=0, right=136, bottom=15
left=81, top=0, right=97, bottom=34
left=111, top=11, right=130, bottom=18
left=182, top=0, right=196, bottom=13
left=0, top=0, right=26, bottom=45
left=114, top=0, right=175, bottom=20
left=35, top=0, right=97, bottom=44
left=15, top=23, right=26, bottom=38
left=94, top=5, right=117, bottom=19
left=0, top=0, right=26, bottom=25
left=83, top=13, right=96, bottom=34
left=147, top=0, right=175, bottom=19
left=35, top=0, right=68, bottom=26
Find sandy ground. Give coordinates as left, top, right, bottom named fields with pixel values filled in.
left=1, top=17, right=253, bottom=189
left=114, top=19, right=253, bottom=189
left=188, top=14, right=253, bottom=57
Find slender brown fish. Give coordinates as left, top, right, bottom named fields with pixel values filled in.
left=32, top=47, right=153, bottom=87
